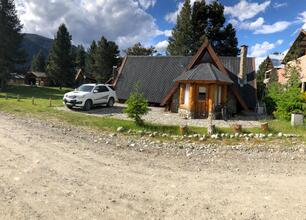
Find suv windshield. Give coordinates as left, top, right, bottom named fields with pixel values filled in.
left=77, top=85, right=94, bottom=92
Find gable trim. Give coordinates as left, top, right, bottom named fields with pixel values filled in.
left=113, top=56, right=128, bottom=88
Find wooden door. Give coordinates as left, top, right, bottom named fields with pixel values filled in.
left=195, top=85, right=208, bottom=118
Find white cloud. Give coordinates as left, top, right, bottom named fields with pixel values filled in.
left=298, top=11, right=306, bottom=29
left=224, top=0, right=271, bottom=21
left=239, top=17, right=265, bottom=30
left=163, top=30, right=172, bottom=37
left=249, top=40, right=283, bottom=69
left=273, top=2, right=287, bottom=8
left=254, top=21, right=291, bottom=34
left=137, top=0, right=156, bottom=9
left=16, top=0, right=164, bottom=50
left=165, top=0, right=213, bottom=24
left=155, top=40, right=169, bottom=53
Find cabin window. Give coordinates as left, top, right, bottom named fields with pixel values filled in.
left=215, top=86, right=222, bottom=105
left=184, top=84, right=190, bottom=105
left=198, top=86, right=207, bottom=101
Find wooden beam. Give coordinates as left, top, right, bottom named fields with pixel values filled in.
left=179, top=84, right=185, bottom=105
left=221, top=85, right=227, bottom=105
left=113, top=56, right=128, bottom=88
left=189, top=83, right=196, bottom=113
left=208, top=84, right=216, bottom=113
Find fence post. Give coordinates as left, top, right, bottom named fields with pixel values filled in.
left=17, top=94, right=20, bottom=102
left=32, top=97, right=35, bottom=105
left=5, top=94, right=8, bottom=100
left=49, top=98, right=52, bottom=107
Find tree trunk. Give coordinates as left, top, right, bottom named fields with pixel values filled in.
left=0, top=79, right=5, bottom=92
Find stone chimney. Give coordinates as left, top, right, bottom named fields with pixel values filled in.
left=239, top=45, right=248, bottom=86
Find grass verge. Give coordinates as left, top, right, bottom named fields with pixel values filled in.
left=0, top=85, right=305, bottom=138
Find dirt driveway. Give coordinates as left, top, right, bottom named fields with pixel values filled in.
left=0, top=113, right=305, bottom=220
left=59, top=104, right=262, bottom=128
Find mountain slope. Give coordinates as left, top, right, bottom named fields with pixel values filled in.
left=20, top=33, right=53, bottom=70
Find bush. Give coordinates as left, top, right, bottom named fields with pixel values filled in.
left=265, top=68, right=305, bottom=120
left=124, top=83, right=149, bottom=125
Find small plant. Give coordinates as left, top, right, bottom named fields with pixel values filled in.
left=124, top=82, right=149, bottom=125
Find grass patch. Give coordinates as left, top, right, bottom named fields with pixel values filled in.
left=0, top=85, right=305, bottom=139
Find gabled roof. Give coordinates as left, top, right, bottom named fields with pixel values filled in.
left=114, top=56, right=191, bottom=103
left=283, top=29, right=306, bottom=63
left=28, top=72, right=47, bottom=78
left=175, top=63, right=233, bottom=84
left=114, top=41, right=256, bottom=109
left=161, top=40, right=250, bottom=111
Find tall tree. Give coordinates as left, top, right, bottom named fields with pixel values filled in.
left=31, top=50, right=46, bottom=72
left=46, top=24, right=74, bottom=87
left=93, top=36, right=119, bottom=83
left=168, top=0, right=239, bottom=56
left=0, top=0, right=23, bottom=90
left=85, top=40, right=97, bottom=74
left=167, top=0, right=192, bottom=56
left=206, top=2, right=238, bottom=56
left=124, top=43, right=156, bottom=56
left=75, top=45, right=86, bottom=70
left=190, top=0, right=208, bottom=54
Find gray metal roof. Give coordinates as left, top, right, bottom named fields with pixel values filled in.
left=115, top=56, right=256, bottom=106
left=115, top=56, right=191, bottom=103
left=175, top=63, right=233, bottom=84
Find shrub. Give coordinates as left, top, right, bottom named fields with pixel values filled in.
left=265, top=67, right=305, bottom=120
left=124, top=83, right=149, bottom=125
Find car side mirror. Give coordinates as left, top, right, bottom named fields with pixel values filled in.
left=93, top=90, right=98, bottom=93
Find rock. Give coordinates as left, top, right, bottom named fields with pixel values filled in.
left=278, top=132, right=283, bottom=137
left=299, top=148, right=305, bottom=154
left=234, top=133, right=240, bottom=138
left=248, top=133, right=254, bottom=138
left=94, top=140, right=98, bottom=143
left=230, top=135, right=234, bottom=139
left=117, top=127, right=124, bottom=132
left=268, top=133, right=273, bottom=138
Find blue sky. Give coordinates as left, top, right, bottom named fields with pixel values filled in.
left=16, top=0, right=306, bottom=66
left=148, top=0, right=306, bottom=66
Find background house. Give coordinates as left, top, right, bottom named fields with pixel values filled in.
left=75, top=69, right=97, bottom=86
left=282, top=29, right=306, bottom=92
left=25, top=71, right=49, bottom=86
left=114, top=40, right=257, bottom=119
left=8, top=73, right=25, bottom=85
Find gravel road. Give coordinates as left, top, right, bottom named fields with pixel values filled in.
left=0, top=113, right=305, bottom=220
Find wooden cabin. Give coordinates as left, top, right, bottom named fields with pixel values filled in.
left=114, top=39, right=257, bottom=119
left=25, top=71, right=49, bottom=86
left=175, top=63, right=233, bottom=118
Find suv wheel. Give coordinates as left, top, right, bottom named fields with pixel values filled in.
left=83, top=100, right=92, bottom=111
left=107, top=98, right=115, bottom=107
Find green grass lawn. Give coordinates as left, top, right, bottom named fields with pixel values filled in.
left=0, top=85, right=305, bottom=138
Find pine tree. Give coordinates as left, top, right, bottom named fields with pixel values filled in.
left=85, top=40, right=97, bottom=74
left=31, top=50, right=46, bottom=72
left=75, top=45, right=86, bottom=70
left=46, top=24, right=74, bottom=87
left=124, top=43, right=156, bottom=56
left=168, top=0, right=239, bottom=56
left=256, top=58, right=269, bottom=101
left=190, top=0, right=208, bottom=54
left=167, top=0, right=192, bottom=56
left=93, top=36, right=119, bottom=83
left=0, top=0, right=23, bottom=90
left=206, top=1, right=238, bottom=56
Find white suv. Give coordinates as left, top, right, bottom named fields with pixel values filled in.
left=63, top=84, right=118, bottom=111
